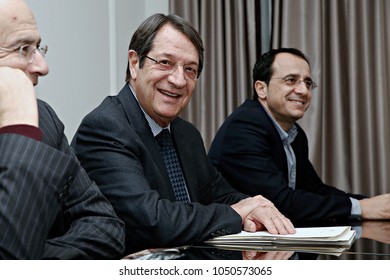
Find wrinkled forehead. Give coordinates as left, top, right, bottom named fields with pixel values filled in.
left=0, top=0, right=38, bottom=43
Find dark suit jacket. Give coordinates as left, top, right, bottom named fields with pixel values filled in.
left=71, top=84, right=247, bottom=254
left=0, top=100, right=125, bottom=259
left=209, top=98, right=365, bottom=223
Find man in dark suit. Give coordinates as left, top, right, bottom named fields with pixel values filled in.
left=209, top=48, right=390, bottom=223
left=0, top=0, right=125, bottom=259
left=71, top=14, right=295, bottom=255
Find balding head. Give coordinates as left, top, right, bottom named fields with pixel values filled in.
left=0, top=0, right=48, bottom=85
left=0, top=0, right=37, bottom=37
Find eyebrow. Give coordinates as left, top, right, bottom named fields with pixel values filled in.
left=11, top=36, right=41, bottom=48
left=155, top=52, right=198, bottom=66
left=282, top=73, right=313, bottom=81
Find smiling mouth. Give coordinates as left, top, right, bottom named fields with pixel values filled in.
left=159, top=89, right=180, bottom=98
left=288, top=99, right=305, bottom=106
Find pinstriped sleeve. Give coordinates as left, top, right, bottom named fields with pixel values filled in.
left=0, top=99, right=125, bottom=259
left=0, top=134, right=77, bottom=259
left=38, top=100, right=125, bottom=259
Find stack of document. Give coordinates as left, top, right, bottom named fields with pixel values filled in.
left=205, top=226, right=356, bottom=256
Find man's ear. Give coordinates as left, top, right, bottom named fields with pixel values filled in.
left=254, top=80, right=267, bottom=100
left=128, top=50, right=139, bottom=80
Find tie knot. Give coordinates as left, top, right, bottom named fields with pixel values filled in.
left=155, top=129, right=172, bottom=148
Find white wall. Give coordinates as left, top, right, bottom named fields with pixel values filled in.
left=25, top=0, right=168, bottom=141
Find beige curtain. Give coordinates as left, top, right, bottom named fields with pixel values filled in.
left=170, top=0, right=390, bottom=198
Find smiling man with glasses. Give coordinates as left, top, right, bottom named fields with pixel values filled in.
left=72, top=13, right=295, bottom=256
left=209, top=47, right=390, bottom=224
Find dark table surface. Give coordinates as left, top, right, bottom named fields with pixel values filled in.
left=127, top=220, right=390, bottom=260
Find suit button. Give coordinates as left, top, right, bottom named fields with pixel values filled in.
left=67, top=176, right=74, bottom=184
left=58, top=192, right=64, bottom=202
left=226, top=227, right=232, bottom=234
left=59, top=176, right=73, bottom=202
left=63, top=176, right=73, bottom=192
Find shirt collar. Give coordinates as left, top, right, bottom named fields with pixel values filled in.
left=263, top=107, right=298, bottom=145
left=128, top=83, right=169, bottom=137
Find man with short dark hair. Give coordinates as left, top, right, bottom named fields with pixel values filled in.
left=209, top=47, right=390, bottom=223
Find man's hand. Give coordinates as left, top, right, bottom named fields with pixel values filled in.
left=0, top=67, right=38, bottom=128
left=360, top=193, right=390, bottom=220
left=231, top=195, right=295, bottom=235
left=231, top=195, right=273, bottom=220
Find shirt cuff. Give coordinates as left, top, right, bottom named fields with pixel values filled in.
left=0, top=124, right=42, bottom=141
left=349, top=197, right=362, bottom=219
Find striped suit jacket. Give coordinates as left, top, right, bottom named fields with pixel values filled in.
left=0, top=100, right=125, bottom=259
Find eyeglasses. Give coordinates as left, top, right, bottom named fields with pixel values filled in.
left=271, top=75, right=317, bottom=91
left=0, top=44, right=48, bottom=64
left=144, top=55, right=199, bottom=81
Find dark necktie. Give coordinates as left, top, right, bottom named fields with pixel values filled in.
left=155, top=129, right=190, bottom=203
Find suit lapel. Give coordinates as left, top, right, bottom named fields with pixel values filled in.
left=257, top=102, right=289, bottom=180
left=117, top=84, right=176, bottom=199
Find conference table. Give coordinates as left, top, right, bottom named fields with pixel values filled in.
left=127, top=220, right=390, bottom=260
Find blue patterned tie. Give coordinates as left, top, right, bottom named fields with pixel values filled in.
left=155, top=129, right=190, bottom=203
